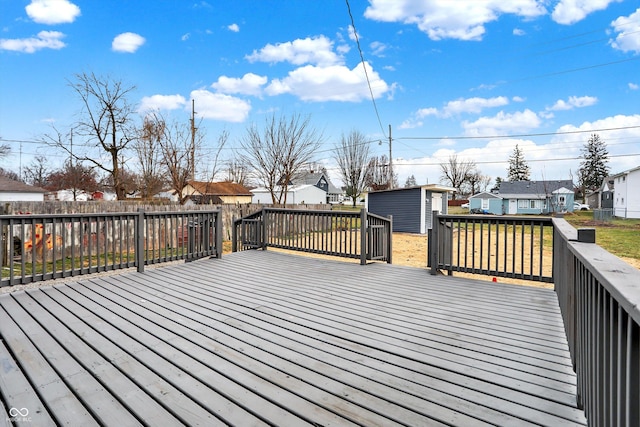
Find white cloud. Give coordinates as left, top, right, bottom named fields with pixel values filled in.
left=548, top=95, right=598, bottom=111
left=370, top=41, right=388, bottom=56
left=246, top=35, right=342, bottom=66
left=227, top=23, right=239, bottom=32
left=399, top=96, right=510, bottom=129
left=552, top=0, right=622, bottom=25
left=112, top=32, right=145, bottom=53
left=0, top=30, right=65, bottom=53
left=25, top=0, right=80, bottom=25
left=513, top=28, right=526, bottom=36
left=348, top=25, right=358, bottom=42
left=189, top=90, right=251, bottom=122
left=441, top=96, right=510, bottom=117
left=139, top=94, right=186, bottom=112
left=364, top=0, right=546, bottom=41
left=629, top=82, right=639, bottom=90
left=551, top=114, right=640, bottom=172
left=462, top=109, right=541, bottom=136
left=265, top=61, right=391, bottom=102
left=211, top=73, right=267, bottom=96
left=181, top=33, right=190, bottom=41
left=610, top=8, right=640, bottom=54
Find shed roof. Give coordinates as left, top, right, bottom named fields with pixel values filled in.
left=369, top=184, right=455, bottom=194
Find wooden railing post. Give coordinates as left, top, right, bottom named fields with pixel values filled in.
left=215, top=210, right=223, bottom=258
left=136, top=208, right=145, bottom=273
left=429, top=210, right=439, bottom=275
left=360, top=208, right=367, bottom=265
left=232, top=216, right=238, bottom=253
left=261, top=208, right=268, bottom=250
left=387, top=215, right=393, bottom=264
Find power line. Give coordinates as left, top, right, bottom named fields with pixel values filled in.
left=397, top=124, right=640, bottom=141
left=345, top=0, right=387, bottom=139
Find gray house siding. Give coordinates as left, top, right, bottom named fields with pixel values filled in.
left=368, top=188, right=422, bottom=233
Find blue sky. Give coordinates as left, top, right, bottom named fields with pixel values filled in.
left=1, top=0, right=639, bottom=187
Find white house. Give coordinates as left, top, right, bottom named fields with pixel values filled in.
left=612, top=166, right=640, bottom=219
left=0, top=176, right=46, bottom=201
left=252, top=184, right=327, bottom=205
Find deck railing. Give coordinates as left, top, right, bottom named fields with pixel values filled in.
left=232, top=208, right=392, bottom=264
left=429, top=211, right=640, bottom=426
left=428, top=213, right=554, bottom=282
left=0, top=209, right=222, bottom=287
left=553, top=218, right=640, bottom=427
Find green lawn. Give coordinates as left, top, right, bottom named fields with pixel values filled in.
left=563, top=211, right=640, bottom=260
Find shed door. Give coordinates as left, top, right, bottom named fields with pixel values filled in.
left=432, top=193, right=443, bottom=214
left=509, top=199, right=517, bottom=214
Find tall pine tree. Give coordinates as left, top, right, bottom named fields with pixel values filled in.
left=578, top=133, right=609, bottom=192
left=507, top=144, right=530, bottom=181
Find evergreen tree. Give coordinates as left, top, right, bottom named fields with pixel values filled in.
left=404, top=174, right=417, bottom=187
left=507, top=144, right=530, bottom=181
left=578, top=133, right=610, bottom=192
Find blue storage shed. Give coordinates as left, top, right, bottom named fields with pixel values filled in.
left=366, top=185, right=455, bottom=234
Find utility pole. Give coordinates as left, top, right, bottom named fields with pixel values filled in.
left=388, top=124, right=393, bottom=189
left=190, top=99, right=196, bottom=181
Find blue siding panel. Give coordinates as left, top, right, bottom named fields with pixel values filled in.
left=369, top=188, right=422, bottom=233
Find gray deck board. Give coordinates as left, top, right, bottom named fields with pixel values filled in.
left=0, top=250, right=587, bottom=426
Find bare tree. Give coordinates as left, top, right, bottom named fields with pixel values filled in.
left=225, top=157, right=251, bottom=186
left=0, top=167, right=21, bottom=181
left=440, top=154, right=476, bottom=199
left=202, top=129, right=228, bottom=182
left=45, top=72, right=137, bottom=200
left=155, top=116, right=202, bottom=205
left=0, top=143, right=9, bottom=159
left=365, top=155, right=398, bottom=191
left=334, top=130, right=370, bottom=206
left=135, top=114, right=166, bottom=199
left=239, top=113, right=322, bottom=205
left=23, top=155, right=52, bottom=188
left=464, top=170, right=491, bottom=196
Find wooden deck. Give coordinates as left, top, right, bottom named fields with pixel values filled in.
left=0, top=250, right=586, bottom=426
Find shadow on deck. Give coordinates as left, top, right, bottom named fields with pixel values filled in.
left=0, top=250, right=586, bottom=426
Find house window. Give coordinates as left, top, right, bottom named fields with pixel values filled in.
left=518, top=200, right=529, bottom=209
left=558, top=195, right=566, bottom=204
left=481, top=199, right=489, bottom=209
left=530, top=200, right=539, bottom=209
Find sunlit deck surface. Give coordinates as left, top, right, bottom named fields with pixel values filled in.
left=0, top=250, right=586, bottom=426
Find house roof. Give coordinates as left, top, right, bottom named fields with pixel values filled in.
left=290, top=172, right=342, bottom=194
left=497, top=180, right=574, bottom=198
left=186, top=181, right=253, bottom=196
left=0, top=175, right=46, bottom=193
left=469, top=191, right=502, bottom=199
left=370, top=184, right=455, bottom=194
